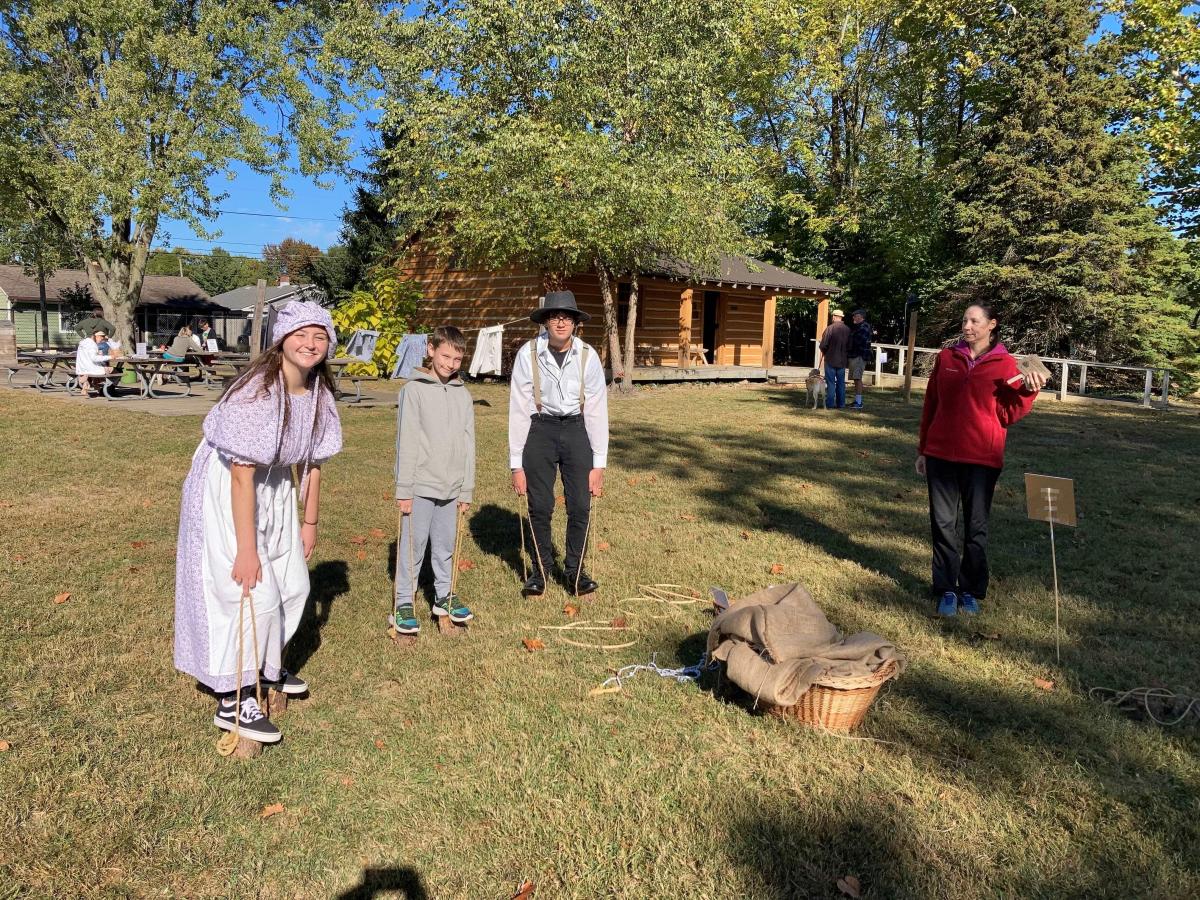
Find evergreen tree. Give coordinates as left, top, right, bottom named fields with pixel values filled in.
left=935, top=0, right=1185, bottom=366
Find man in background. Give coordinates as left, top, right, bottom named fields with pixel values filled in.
left=818, top=309, right=851, bottom=410
left=848, top=309, right=873, bottom=411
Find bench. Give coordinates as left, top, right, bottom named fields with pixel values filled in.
left=340, top=374, right=384, bottom=403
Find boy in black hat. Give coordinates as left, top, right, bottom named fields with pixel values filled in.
left=509, top=290, right=609, bottom=596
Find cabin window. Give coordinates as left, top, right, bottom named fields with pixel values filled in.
left=617, top=282, right=630, bottom=329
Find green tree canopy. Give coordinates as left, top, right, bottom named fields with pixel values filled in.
left=0, top=1, right=376, bottom=348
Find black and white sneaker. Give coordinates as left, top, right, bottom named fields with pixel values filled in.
left=265, top=668, right=309, bottom=695
left=213, top=694, right=282, bottom=743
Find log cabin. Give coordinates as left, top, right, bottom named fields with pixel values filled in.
left=397, top=244, right=842, bottom=378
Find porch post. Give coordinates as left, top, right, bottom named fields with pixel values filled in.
left=762, top=294, right=777, bottom=368
left=814, top=295, right=830, bottom=366
left=678, top=287, right=693, bottom=368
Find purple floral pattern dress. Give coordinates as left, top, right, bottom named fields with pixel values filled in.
left=173, top=374, right=342, bottom=692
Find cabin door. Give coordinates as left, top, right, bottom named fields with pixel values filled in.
left=702, top=290, right=721, bottom=364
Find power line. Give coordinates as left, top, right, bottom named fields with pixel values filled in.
left=213, top=208, right=343, bottom=223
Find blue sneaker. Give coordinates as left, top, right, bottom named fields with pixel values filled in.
left=433, top=593, right=473, bottom=624
left=388, top=604, right=420, bottom=634
left=937, top=592, right=958, bottom=617
left=959, top=593, right=981, bottom=614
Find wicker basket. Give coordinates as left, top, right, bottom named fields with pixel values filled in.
left=764, top=660, right=899, bottom=732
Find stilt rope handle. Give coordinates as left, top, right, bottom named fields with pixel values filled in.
left=216, top=589, right=263, bottom=756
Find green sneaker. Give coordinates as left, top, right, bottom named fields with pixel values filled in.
left=433, top=593, right=473, bottom=624
left=388, top=604, right=420, bottom=635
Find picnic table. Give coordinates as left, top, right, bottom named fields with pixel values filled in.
left=13, top=352, right=78, bottom=392
left=328, top=357, right=387, bottom=403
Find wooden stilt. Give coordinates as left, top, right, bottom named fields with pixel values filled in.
left=266, top=688, right=288, bottom=719
left=436, top=616, right=468, bottom=638
left=230, top=737, right=264, bottom=759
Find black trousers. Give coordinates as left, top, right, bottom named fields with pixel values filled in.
left=523, top=415, right=592, bottom=575
left=926, top=456, right=1001, bottom=599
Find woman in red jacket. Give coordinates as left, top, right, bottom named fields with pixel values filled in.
left=916, top=302, right=1047, bottom=616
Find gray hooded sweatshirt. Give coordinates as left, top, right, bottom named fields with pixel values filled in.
left=394, top=368, right=475, bottom=503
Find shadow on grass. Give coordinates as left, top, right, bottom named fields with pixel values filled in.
left=728, top=800, right=929, bottom=899
left=287, top=559, right=350, bottom=675
left=335, top=866, right=429, bottom=900
left=469, top=502, right=528, bottom=580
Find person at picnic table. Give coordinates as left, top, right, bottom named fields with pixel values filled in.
left=390, top=325, right=476, bottom=636
left=74, top=327, right=118, bottom=397
left=916, top=301, right=1047, bottom=617
left=173, top=300, right=343, bottom=745
left=509, top=290, right=608, bottom=598
left=194, top=318, right=217, bottom=349
left=163, top=326, right=195, bottom=361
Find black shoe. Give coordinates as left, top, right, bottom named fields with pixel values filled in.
left=565, top=571, right=599, bottom=596
left=214, top=694, right=282, bottom=743
left=265, top=668, right=308, bottom=695
left=522, top=572, right=546, bottom=596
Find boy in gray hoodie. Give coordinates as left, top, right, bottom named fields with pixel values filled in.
left=390, top=325, right=476, bottom=634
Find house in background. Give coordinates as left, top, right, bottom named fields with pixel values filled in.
left=209, top=275, right=326, bottom=351
left=398, top=244, right=841, bottom=377
left=0, top=264, right=221, bottom=348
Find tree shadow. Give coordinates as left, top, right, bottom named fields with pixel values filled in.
left=469, top=502, right=527, bottom=580
left=335, top=866, right=429, bottom=900
left=286, top=559, right=350, bottom=674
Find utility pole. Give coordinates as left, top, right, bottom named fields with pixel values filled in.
left=249, top=279, right=267, bottom=359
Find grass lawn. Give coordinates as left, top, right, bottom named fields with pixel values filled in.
left=2, top=381, right=1199, bottom=899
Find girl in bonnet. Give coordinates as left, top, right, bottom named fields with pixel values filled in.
left=173, top=301, right=343, bottom=744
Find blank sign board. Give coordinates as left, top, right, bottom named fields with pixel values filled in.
left=1025, top=474, right=1077, bottom=527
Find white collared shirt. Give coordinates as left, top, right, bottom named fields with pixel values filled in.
left=508, top=334, right=609, bottom=469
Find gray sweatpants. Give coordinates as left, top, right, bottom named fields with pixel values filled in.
left=395, top=496, right=458, bottom=606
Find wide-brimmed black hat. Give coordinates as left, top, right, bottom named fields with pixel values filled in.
left=530, top=290, right=591, bottom=324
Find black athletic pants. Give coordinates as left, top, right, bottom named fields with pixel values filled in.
left=925, top=456, right=1001, bottom=599
left=523, top=414, right=592, bottom=576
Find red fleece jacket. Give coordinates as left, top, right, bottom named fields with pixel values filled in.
left=918, top=342, right=1038, bottom=469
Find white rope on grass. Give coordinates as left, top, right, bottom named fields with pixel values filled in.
left=589, top=652, right=715, bottom=696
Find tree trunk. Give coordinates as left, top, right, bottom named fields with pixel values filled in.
left=619, top=271, right=639, bottom=394
left=83, top=219, right=156, bottom=351
left=596, top=260, right=625, bottom=386
left=37, top=264, right=49, bottom=349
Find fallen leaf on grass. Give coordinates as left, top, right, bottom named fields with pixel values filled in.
left=141, top=499, right=153, bottom=509
left=626, top=477, right=639, bottom=487
left=596, top=541, right=610, bottom=551
left=52, top=592, right=71, bottom=605
left=130, top=541, right=147, bottom=550
left=740, top=530, right=750, bottom=540
left=340, top=776, right=355, bottom=787
left=374, top=739, right=385, bottom=749
left=356, top=550, right=367, bottom=561
left=1034, top=677, right=1055, bottom=692
left=369, top=528, right=386, bottom=539
left=511, top=881, right=535, bottom=900
left=260, top=803, right=285, bottom=820
left=13, top=555, right=25, bottom=563
left=522, top=638, right=546, bottom=652
left=610, top=617, right=628, bottom=629
left=457, top=559, right=476, bottom=572
left=769, top=563, right=785, bottom=576
left=349, top=535, right=367, bottom=545
left=837, top=874, right=862, bottom=898
left=0, top=739, right=10, bottom=751
left=127, top=566, right=140, bottom=574
left=563, top=603, right=579, bottom=618
left=856, top=450, right=870, bottom=458
left=679, top=514, right=697, bottom=522
left=971, top=631, right=1002, bottom=642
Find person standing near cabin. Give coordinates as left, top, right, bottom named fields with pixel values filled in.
left=847, top=309, right=872, bottom=411
left=916, top=301, right=1046, bottom=617
left=509, top=291, right=609, bottom=597
left=173, top=301, right=343, bottom=745
left=818, top=309, right=851, bottom=409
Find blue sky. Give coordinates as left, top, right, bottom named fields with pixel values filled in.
left=156, top=113, right=380, bottom=260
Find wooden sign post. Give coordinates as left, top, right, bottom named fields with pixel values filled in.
left=1025, top=474, right=1077, bottom=662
